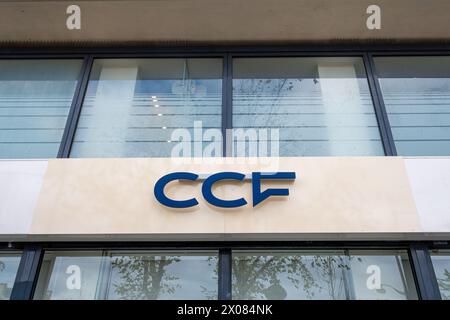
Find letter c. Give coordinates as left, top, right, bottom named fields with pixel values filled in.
left=202, top=172, right=247, bottom=208
left=154, top=172, right=199, bottom=208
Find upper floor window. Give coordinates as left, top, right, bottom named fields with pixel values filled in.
left=374, top=56, right=450, bottom=156
left=2, top=53, right=450, bottom=159
left=0, top=60, right=82, bottom=158
left=69, top=58, right=223, bottom=158
left=232, top=57, right=385, bottom=156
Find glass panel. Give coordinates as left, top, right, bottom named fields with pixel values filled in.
left=70, top=58, right=223, bottom=158
left=430, top=249, right=450, bottom=300
left=34, top=251, right=218, bottom=300
left=33, top=251, right=104, bottom=300
left=374, top=56, right=450, bottom=156
left=232, top=250, right=417, bottom=300
left=232, top=250, right=349, bottom=299
left=0, top=60, right=82, bottom=158
left=349, top=250, right=418, bottom=300
left=232, top=57, right=384, bottom=156
left=106, top=251, right=218, bottom=300
left=0, top=252, right=21, bottom=300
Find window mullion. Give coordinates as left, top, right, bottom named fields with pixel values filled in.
left=218, top=248, right=232, bottom=300
left=58, top=55, right=94, bottom=158
left=223, top=53, right=233, bottom=157
left=363, top=52, right=397, bottom=156
left=10, top=246, right=43, bottom=300
left=409, top=245, right=442, bottom=300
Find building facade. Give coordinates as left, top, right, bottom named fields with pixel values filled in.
left=0, top=0, right=450, bottom=300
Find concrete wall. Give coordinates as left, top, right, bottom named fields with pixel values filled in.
left=0, top=0, right=449, bottom=46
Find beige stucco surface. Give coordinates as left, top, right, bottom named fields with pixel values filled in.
left=0, top=0, right=449, bottom=45
left=30, top=157, right=421, bottom=238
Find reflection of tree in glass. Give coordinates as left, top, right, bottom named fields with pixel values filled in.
left=233, top=78, right=311, bottom=156
left=437, top=269, right=450, bottom=300
left=235, top=77, right=305, bottom=97
left=235, top=78, right=301, bottom=111
left=200, top=256, right=219, bottom=300
left=232, top=255, right=351, bottom=300
left=111, top=255, right=180, bottom=300
left=0, top=260, right=9, bottom=300
left=234, top=78, right=303, bottom=123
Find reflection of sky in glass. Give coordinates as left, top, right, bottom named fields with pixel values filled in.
left=85, top=79, right=222, bottom=97
left=378, top=78, right=450, bottom=156
left=135, top=79, right=222, bottom=95
left=375, top=56, right=450, bottom=156
left=0, top=253, right=21, bottom=300
left=0, top=60, right=82, bottom=158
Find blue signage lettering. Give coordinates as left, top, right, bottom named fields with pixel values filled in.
left=202, top=172, right=247, bottom=208
left=153, top=172, right=199, bottom=208
left=154, top=171, right=296, bottom=209
left=252, top=172, right=296, bottom=207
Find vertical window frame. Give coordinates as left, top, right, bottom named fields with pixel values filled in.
left=58, top=55, right=94, bottom=158
left=10, top=246, right=43, bottom=300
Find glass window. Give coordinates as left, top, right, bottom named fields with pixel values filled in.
left=232, top=250, right=417, bottom=300
left=374, top=56, right=450, bottom=156
left=430, top=249, right=450, bottom=300
left=0, top=252, right=22, bottom=300
left=106, top=251, right=218, bottom=300
left=70, top=58, right=223, bottom=158
left=232, top=57, right=384, bottom=156
left=34, top=251, right=104, bottom=300
left=34, top=251, right=218, bottom=300
left=0, top=60, right=83, bottom=158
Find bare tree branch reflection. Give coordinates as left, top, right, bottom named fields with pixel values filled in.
left=232, top=254, right=351, bottom=300
left=111, top=255, right=181, bottom=300
left=437, top=269, right=450, bottom=300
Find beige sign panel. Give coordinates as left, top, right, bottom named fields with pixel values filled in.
left=30, top=157, right=422, bottom=239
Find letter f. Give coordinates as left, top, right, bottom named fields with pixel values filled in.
left=252, top=172, right=296, bottom=207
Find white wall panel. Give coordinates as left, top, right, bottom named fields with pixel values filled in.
left=405, top=158, right=450, bottom=232
left=0, top=160, right=47, bottom=237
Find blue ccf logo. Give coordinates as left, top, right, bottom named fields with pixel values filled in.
left=154, top=172, right=296, bottom=208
